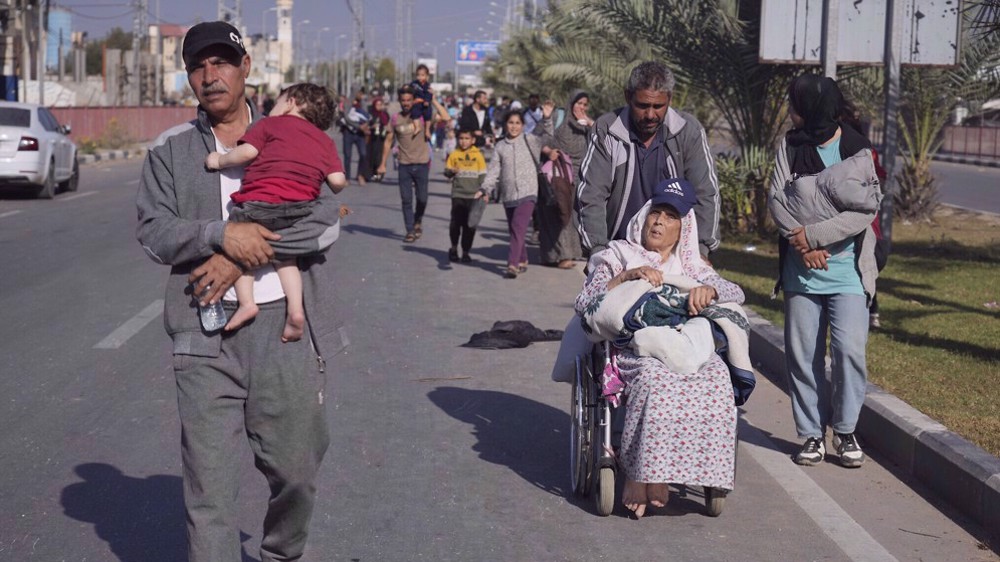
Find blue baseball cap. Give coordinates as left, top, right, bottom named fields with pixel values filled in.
left=650, top=177, right=697, bottom=216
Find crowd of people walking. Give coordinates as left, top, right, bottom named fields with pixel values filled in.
left=320, top=72, right=596, bottom=278
left=137, top=20, right=885, bottom=558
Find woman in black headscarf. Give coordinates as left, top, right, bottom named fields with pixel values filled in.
left=768, top=74, right=883, bottom=470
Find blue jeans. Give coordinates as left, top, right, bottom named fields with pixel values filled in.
left=342, top=130, right=366, bottom=180
left=784, top=292, right=869, bottom=439
left=397, top=163, right=429, bottom=233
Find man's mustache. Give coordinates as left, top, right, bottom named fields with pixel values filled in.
left=202, top=85, right=228, bottom=95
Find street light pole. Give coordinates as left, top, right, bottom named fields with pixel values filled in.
left=295, top=19, right=311, bottom=81
left=261, top=6, right=277, bottom=38
left=38, top=0, right=46, bottom=105
left=261, top=6, right=277, bottom=91
left=334, top=34, right=347, bottom=95
left=312, top=27, right=330, bottom=84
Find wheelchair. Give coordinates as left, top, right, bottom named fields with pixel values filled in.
left=569, top=342, right=730, bottom=517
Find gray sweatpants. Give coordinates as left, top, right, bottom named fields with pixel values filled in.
left=173, top=300, right=330, bottom=562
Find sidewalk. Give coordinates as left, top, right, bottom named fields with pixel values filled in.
left=747, top=310, right=1000, bottom=539
left=933, top=151, right=1000, bottom=168
left=76, top=146, right=147, bottom=165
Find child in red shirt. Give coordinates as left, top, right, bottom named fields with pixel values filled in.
left=206, top=83, right=347, bottom=342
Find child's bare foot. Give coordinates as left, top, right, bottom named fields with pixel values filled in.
left=281, top=311, right=306, bottom=343
left=224, top=303, right=259, bottom=331
left=647, top=483, right=670, bottom=508
left=623, top=479, right=648, bottom=519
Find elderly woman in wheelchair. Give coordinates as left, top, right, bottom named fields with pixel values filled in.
left=573, top=178, right=754, bottom=518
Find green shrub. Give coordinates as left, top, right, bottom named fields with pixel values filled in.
left=716, top=144, right=775, bottom=236
left=98, top=117, right=133, bottom=150
left=77, top=136, right=100, bottom=155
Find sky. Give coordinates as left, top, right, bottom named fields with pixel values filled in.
left=53, top=0, right=514, bottom=75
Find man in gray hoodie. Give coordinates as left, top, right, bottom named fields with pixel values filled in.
left=577, top=61, right=721, bottom=258
left=136, top=21, right=340, bottom=562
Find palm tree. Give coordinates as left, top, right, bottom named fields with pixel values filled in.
left=969, top=0, right=1000, bottom=37
left=894, top=32, right=1000, bottom=220
left=575, top=0, right=803, bottom=154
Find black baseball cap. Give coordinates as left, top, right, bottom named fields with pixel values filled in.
left=183, top=21, right=247, bottom=69
left=650, top=177, right=698, bottom=216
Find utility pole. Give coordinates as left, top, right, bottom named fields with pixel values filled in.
left=38, top=0, right=46, bottom=105
left=345, top=0, right=364, bottom=96
left=821, top=0, right=839, bottom=79
left=131, top=0, right=147, bottom=105
left=395, top=0, right=403, bottom=91
left=879, top=0, right=904, bottom=253
left=217, top=0, right=243, bottom=33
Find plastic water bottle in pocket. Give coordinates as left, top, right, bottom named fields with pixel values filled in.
left=199, top=300, right=227, bottom=332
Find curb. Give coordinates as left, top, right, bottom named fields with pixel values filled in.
left=746, top=309, right=1000, bottom=537
left=932, top=152, right=1000, bottom=168
left=77, top=147, right=147, bottom=165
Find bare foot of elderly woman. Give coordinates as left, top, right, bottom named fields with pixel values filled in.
left=647, top=483, right=670, bottom=508
left=623, top=479, right=648, bottom=518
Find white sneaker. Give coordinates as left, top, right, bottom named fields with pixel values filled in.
left=794, top=437, right=826, bottom=466
left=869, top=313, right=881, bottom=329
left=833, top=432, right=865, bottom=468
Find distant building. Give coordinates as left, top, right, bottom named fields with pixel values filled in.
left=149, top=23, right=188, bottom=98
left=277, top=0, right=293, bottom=79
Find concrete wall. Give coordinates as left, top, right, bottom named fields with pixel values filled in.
left=49, top=106, right=196, bottom=143
left=942, top=125, right=1000, bottom=159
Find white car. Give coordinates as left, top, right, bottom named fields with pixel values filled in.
left=0, top=101, right=79, bottom=198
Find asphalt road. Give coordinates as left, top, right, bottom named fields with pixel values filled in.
left=0, top=156, right=996, bottom=561
left=930, top=160, right=1000, bottom=214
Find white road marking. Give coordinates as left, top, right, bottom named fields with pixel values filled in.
left=126, top=179, right=140, bottom=185
left=94, top=300, right=164, bottom=349
left=0, top=210, right=23, bottom=219
left=58, top=192, right=97, bottom=202
left=740, top=418, right=899, bottom=562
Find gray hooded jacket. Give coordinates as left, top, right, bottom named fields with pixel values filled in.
left=136, top=102, right=343, bottom=358
left=576, top=106, right=720, bottom=256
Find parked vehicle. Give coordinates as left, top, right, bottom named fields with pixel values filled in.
left=961, top=109, right=1000, bottom=128
left=0, top=101, right=79, bottom=198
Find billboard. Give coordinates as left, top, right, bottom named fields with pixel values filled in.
left=759, top=0, right=960, bottom=66
left=456, top=40, right=500, bottom=65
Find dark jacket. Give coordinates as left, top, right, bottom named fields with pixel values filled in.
left=459, top=104, right=494, bottom=147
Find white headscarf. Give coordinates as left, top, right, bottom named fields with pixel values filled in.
left=590, top=201, right=711, bottom=280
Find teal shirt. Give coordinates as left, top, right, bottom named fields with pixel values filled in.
left=783, top=137, right=865, bottom=295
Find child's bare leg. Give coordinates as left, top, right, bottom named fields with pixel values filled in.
left=276, top=259, right=305, bottom=342
left=224, top=274, right=259, bottom=331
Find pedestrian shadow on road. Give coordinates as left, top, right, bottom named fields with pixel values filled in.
left=60, top=463, right=186, bottom=562
left=60, top=463, right=264, bottom=561
left=427, top=387, right=571, bottom=499
left=343, top=223, right=402, bottom=241
left=403, top=245, right=461, bottom=271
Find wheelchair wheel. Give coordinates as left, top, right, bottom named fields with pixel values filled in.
left=595, top=466, right=615, bottom=516
left=705, top=487, right=726, bottom=517
left=570, top=355, right=594, bottom=497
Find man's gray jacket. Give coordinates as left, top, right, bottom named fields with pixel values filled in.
left=136, top=103, right=343, bottom=359
left=576, top=106, right=721, bottom=256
